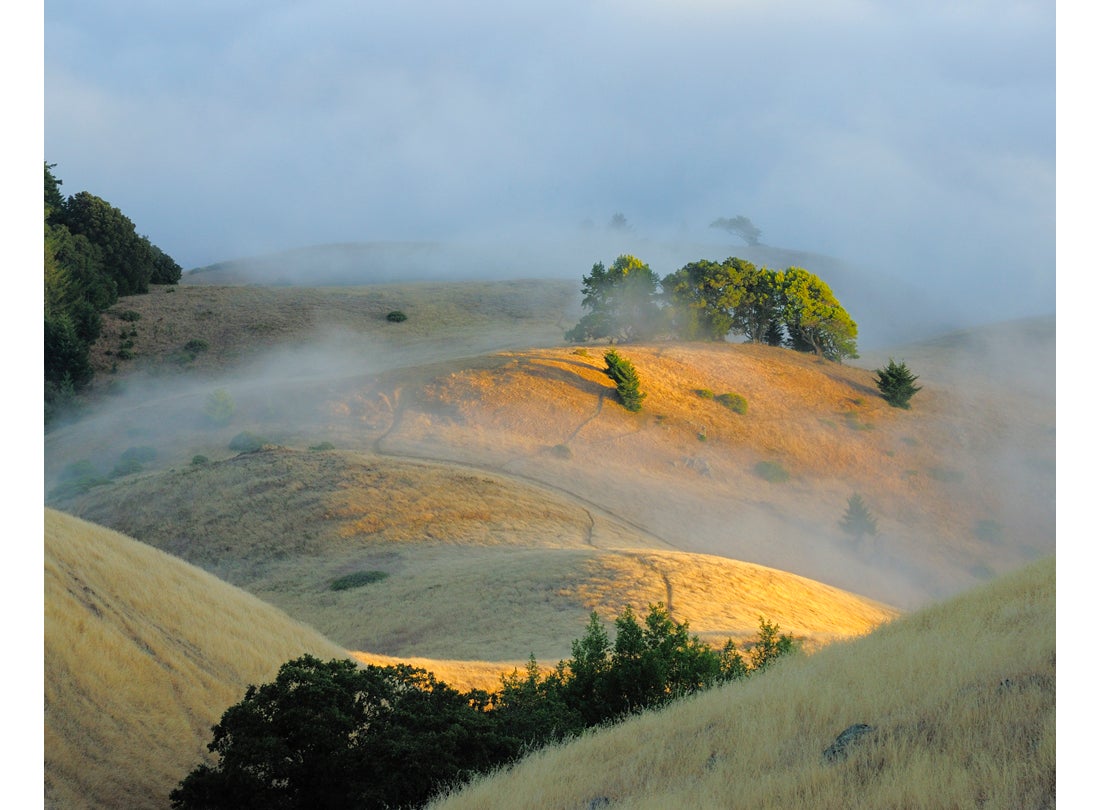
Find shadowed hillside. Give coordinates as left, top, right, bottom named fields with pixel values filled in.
left=44, top=508, right=351, bottom=810
left=427, top=557, right=1055, bottom=810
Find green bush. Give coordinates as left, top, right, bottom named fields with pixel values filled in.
left=191, top=455, right=209, bottom=466
left=696, top=388, right=715, bottom=399
left=874, top=358, right=922, bottom=409
left=386, top=310, right=408, bottom=322
left=715, top=392, right=748, bottom=414
left=604, top=349, right=646, bottom=412
left=184, top=338, right=209, bottom=355
left=51, top=459, right=110, bottom=498
left=309, top=441, right=336, bottom=452
left=228, top=431, right=266, bottom=453
left=117, top=310, right=141, bottom=322
left=754, top=460, right=790, bottom=483
left=115, top=348, right=133, bottom=360
left=330, top=570, right=390, bottom=591
left=111, top=445, right=157, bottom=477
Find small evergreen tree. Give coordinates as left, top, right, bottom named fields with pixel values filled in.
left=840, top=493, right=879, bottom=542
left=874, top=358, right=922, bottom=408
left=604, top=349, right=646, bottom=412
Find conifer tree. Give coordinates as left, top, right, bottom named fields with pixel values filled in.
left=604, top=349, right=646, bottom=412
left=840, top=493, right=879, bottom=543
left=874, top=358, right=922, bottom=409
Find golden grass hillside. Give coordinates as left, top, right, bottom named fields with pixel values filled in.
left=44, top=507, right=352, bottom=810
left=52, top=448, right=898, bottom=661
left=51, top=316, right=1052, bottom=609
left=427, top=557, right=1055, bottom=810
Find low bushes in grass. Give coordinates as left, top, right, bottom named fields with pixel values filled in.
left=386, top=310, right=408, bottom=322
left=228, top=431, right=267, bottom=453
left=755, top=460, right=790, bottom=483
left=715, top=392, right=748, bottom=415
left=309, top=441, right=336, bottom=452
left=51, top=459, right=110, bottom=498
left=330, top=570, right=390, bottom=591
left=111, top=446, right=157, bottom=477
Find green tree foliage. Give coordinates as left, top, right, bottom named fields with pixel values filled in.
left=565, top=255, right=661, bottom=342
left=603, top=349, right=646, bottom=411
left=839, top=493, right=879, bottom=542
left=169, top=656, right=514, bottom=810
left=709, top=215, right=762, bottom=246
left=661, top=259, right=746, bottom=340
left=58, top=191, right=156, bottom=297
left=44, top=163, right=182, bottom=421
left=874, top=358, right=922, bottom=409
left=173, top=610, right=796, bottom=808
left=777, top=267, right=859, bottom=361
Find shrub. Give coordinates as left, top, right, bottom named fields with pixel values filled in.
left=228, top=431, right=266, bottom=453
left=112, top=445, right=157, bottom=477
left=117, top=310, right=141, bottom=322
left=754, top=460, right=789, bottom=483
left=696, top=388, right=715, bottom=399
left=204, top=389, right=235, bottom=426
left=191, top=455, right=209, bottom=466
left=386, top=310, right=408, bottom=322
left=874, top=358, right=922, bottom=409
left=183, top=338, right=209, bottom=355
left=115, top=348, right=133, bottom=360
left=120, top=445, right=157, bottom=464
left=839, top=493, right=878, bottom=542
left=715, top=392, right=748, bottom=414
left=604, top=349, right=646, bottom=412
left=550, top=443, right=572, bottom=459
left=330, top=570, right=390, bottom=591
left=309, top=441, right=336, bottom=452
left=51, top=459, right=110, bottom=497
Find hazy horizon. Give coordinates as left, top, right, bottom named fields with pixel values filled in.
left=45, top=1, right=1054, bottom=330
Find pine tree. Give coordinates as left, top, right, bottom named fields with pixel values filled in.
left=840, top=493, right=878, bottom=542
left=874, top=358, right=922, bottom=409
left=604, top=350, right=646, bottom=412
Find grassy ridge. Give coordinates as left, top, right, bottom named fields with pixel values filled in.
left=428, top=557, right=1055, bottom=810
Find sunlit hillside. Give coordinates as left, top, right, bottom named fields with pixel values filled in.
left=49, top=448, right=898, bottom=661
left=427, top=557, right=1055, bottom=810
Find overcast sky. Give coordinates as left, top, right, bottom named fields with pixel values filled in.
left=43, top=1, right=1055, bottom=321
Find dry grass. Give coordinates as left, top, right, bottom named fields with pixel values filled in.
left=44, top=280, right=1055, bottom=807
left=44, top=508, right=351, bottom=810
left=427, top=557, right=1055, bottom=810
left=52, top=449, right=896, bottom=661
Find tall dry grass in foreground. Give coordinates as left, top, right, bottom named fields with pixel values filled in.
left=428, top=557, right=1054, bottom=810
left=44, top=508, right=351, bottom=810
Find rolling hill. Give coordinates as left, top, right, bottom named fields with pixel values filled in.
left=427, top=556, right=1055, bottom=810
left=42, top=258, right=1055, bottom=807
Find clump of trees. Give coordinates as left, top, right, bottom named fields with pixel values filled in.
left=566, top=254, right=858, bottom=362
left=45, top=162, right=182, bottom=422
left=874, top=358, right=922, bottom=409
left=171, top=605, right=796, bottom=810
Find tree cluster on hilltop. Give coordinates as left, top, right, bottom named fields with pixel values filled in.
left=44, top=162, right=182, bottom=421
left=171, top=605, right=795, bottom=810
left=566, top=254, right=858, bottom=362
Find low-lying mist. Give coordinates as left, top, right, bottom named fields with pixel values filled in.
left=44, top=268, right=1055, bottom=614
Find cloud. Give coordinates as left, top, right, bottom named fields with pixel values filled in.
left=44, top=0, right=1054, bottom=322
